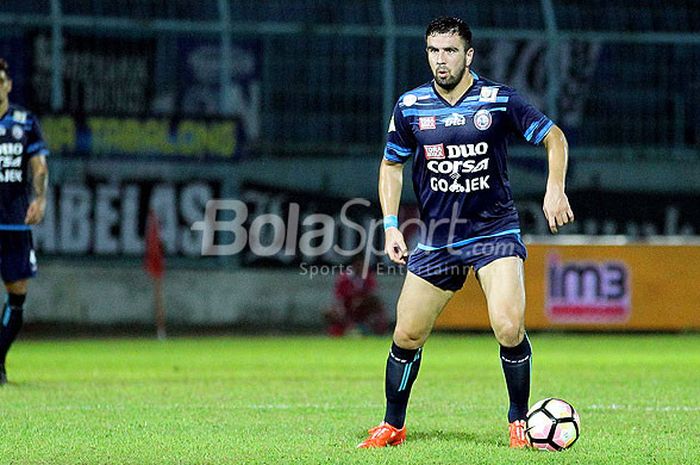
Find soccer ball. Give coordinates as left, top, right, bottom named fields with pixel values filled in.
left=525, top=398, right=580, bottom=451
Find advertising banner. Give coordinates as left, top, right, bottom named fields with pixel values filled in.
left=151, top=38, right=261, bottom=143
left=436, top=244, right=700, bottom=331
left=33, top=178, right=220, bottom=257
left=40, top=115, right=241, bottom=160
left=517, top=190, right=699, bottom=237
left=31, top=33, right=155, bottom=115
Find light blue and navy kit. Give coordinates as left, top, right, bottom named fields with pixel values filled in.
left=0, top=104, right=49, bottom=282
left=384, top=71, right=553, bottom=291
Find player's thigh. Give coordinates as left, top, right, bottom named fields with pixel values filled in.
left=476, top=256, right=526, bottom=344
left=394, top=271, right=454, bottom=346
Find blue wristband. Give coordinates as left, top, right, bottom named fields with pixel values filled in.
left=383, top=215, right=399, bottom=230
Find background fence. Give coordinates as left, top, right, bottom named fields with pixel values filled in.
left=0, top=1, right=698, bottom=328
left=1, top=0, right=699, bottom=158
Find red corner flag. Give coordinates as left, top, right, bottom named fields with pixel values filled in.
left=144, top=209, right=165, bottom=279
left=144, top=209, right=166, bottom=339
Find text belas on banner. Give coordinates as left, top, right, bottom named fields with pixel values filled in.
left=33, top=180, right=219, bottom=257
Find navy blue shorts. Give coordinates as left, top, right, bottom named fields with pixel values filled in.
left=0, top=231, right=37, bottom=283
left=407, top=233, right=527, bottom=292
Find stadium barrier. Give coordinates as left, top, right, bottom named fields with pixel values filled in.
left=436, top=240, right=700, bottom=331
left=28, top=239, right=700, bottom=332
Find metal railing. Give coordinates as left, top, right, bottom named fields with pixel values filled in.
left=0, top=0, right=698, bottom=157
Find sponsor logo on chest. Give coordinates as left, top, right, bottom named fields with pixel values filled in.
left=443, top=112, right=466, bottom=127
left=424, top=142, right=488, bottom=160
left=423, top=143, right=445, bottom=159
left=418, top=116, right=436, bottom=130
left=0, top=143, right=23, bottom=156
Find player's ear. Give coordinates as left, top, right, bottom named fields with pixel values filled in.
left=466, top=47, right=474, bottom=67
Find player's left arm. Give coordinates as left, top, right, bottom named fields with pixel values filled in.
left=25, top=155, right=48, bottom=225
left=542, top=125, right=574, bottom=234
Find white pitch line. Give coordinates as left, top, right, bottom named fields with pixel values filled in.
left=20, top=402, right=700, bottom=413
left=586, top=404, right=700, bottom=412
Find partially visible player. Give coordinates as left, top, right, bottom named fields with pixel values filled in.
left=324, top=255, right=387, bottom=336
left=0, top=58, right=50, bottom=385
left=357, top=17, right=573, bottom=448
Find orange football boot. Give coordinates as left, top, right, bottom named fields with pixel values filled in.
left=357, top=422, right=406, bottom=448
left=509, top=419, right=529, bottom=449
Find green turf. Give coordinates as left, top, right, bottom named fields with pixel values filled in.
left=1, top=334, right=699, bottom=464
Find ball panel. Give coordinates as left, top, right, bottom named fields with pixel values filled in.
left=545, top=398, right=572, bottom=418
left=552, top=421, right=579, bottom=449
left=526, top=410, right=555, bottom=441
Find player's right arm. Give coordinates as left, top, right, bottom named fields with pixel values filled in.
left=379, top=158, right=408, bottom=264
left=379, top=101, right=416, bottom=265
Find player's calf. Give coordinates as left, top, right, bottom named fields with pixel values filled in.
left=0, top=291, right=27, bottom=384
left=500, top=335, right=532, bottom=423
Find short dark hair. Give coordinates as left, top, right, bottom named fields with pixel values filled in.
left=0, top=58, right=8, bottom=75
left=425, top=16, right=472, bottom=49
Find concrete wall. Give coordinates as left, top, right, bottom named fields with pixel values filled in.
left=25, top=263, right=404, bottom=329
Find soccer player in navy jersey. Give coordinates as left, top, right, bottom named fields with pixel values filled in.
left=357, top=17, right=573, bottom=448
left=0, top=58, right=49, bottom=385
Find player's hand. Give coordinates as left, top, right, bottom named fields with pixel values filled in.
left=25, top=197, right=46, bottom=225
left=543, top=188, right=574, bottom=234
left=384, top=227, right=409, bottom=265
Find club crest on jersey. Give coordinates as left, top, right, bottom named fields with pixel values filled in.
left=424, top=143, right=445, bottom=160
left=479, top=86, right=499, bottom=102
left=418, top=116, right=436, bottom=130
left=473, top=109, right=492, bottom=131
left=443, top=113, right=466, bottom=127
left=12, top=125, right=24, bottom=140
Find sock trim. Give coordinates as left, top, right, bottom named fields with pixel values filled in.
left=500, top=334, right=532, bottom=364
left=2, top=305, right=9, bottom=327
left=397, top=348, right=421, bottom=391
left=501, top=353, right=530, bottom=364
left=389, top=342, right=420, bottom=363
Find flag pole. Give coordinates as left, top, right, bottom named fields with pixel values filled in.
left=154, top=275, right=166, bottom=340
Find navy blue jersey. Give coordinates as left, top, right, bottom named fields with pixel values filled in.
left=384, top=71, right=552, bottom=250
left=0, top=105, right=49, bottom=228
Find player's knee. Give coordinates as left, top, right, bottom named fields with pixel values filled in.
left=491, top=318, right=524, bottom=347
left=5, top=280, right=28, bottom=295
left=393, top=328, right=427, bottom=350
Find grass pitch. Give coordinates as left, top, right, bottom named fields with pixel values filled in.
left=1, top=334, right=698, bottom=464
